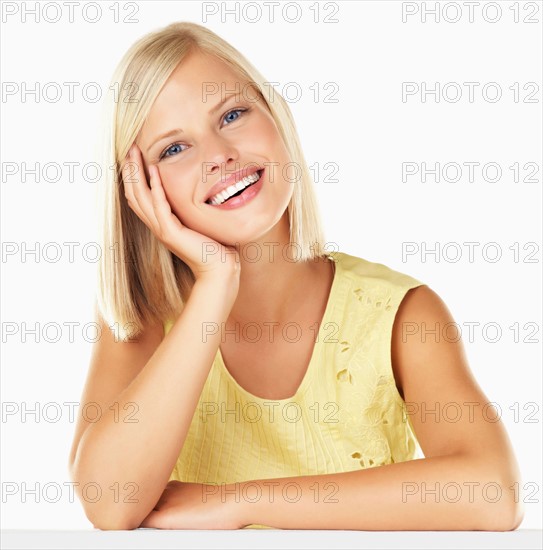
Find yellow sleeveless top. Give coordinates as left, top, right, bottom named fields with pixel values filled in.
left=163, top=250, right=425, bottom=529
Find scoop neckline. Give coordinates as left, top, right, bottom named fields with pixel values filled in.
left=216, top=252, right=343, bottom=403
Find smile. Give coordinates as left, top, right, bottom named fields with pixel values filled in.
left=206, top=169, right=265, bottom=209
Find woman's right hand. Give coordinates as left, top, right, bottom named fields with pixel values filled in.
left=121, top=144, right=241, bottom=285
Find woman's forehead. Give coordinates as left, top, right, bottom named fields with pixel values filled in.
left=138, top=55, right=258, bottom=144
left=165, top=51, right=250, bottom=94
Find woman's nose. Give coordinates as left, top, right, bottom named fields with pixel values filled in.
left=201, top=133, right=240, bottom=179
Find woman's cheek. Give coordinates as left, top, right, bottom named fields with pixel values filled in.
left=155, top=171, right=187, bottom=218
left=168, top=192, right=193, bottom=223
left=157, top=163, right=178, bottom=188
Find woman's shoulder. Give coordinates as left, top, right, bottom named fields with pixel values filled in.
left=331, top=249, right=425, bottom=292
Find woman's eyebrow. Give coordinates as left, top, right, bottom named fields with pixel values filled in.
left=146, top=92, right=242, bottom=153
left=146, top=128, right=184, bottom=153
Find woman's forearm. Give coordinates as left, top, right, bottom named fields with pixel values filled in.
left=232, top=454, right=523, bottom=530
left=70, top=275, right=239, bottom=530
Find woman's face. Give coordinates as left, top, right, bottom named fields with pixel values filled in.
left=136, top=50, right=295, bottom=246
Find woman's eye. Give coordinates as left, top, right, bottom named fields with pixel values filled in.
left=161, top=143, right=187, bottom=159
left=223, top=108, right=248, bottom=125
left=158, top=108, right=249, bottom=160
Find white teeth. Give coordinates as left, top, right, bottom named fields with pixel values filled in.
left=208, top=171, right=261, bottom=205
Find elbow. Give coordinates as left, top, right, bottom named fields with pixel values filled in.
left=493, top=461, right=526, bottom=531
left=90, top=514, right=142, bottom=531
left=479, top=501, right=524, bottom=532
left=462, top=446, right=525, bottom=531
left=81, top=498, right=146, bottom=531
left=492, top=499, right=524, bottom=532
left=507, top=502, right=525, bottom=531
left=476, top=473, right=525, bottom=531
left=75, top=498, right=143, bottom=531
left=78, top=494, right=147, bottom=531
left=69, top=462, right=146, bottom=531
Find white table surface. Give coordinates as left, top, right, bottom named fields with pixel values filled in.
left=1, top=529, right=542, bottom=549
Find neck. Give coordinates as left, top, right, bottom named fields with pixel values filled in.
left=227, top=213, right=330, bottom=324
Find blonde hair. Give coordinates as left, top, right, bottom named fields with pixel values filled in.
left=96, top=22, right=328, bottom=339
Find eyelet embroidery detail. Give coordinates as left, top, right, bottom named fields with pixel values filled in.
left=167, top=257, right=423, bottom=485
left=336, top=368, right=353, bottom=384
left=351, top=451, right=390, bottom=468
left=353, top=287, right=393, bottom=311
left=333, top=284, right=416, bottom=469
left=340, top=340, right=350, bottom=353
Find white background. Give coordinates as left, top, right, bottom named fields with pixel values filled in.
left=1, top=0, right=541, bottom=531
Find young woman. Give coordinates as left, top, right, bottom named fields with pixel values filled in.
left=68, top=22, right=523, bottom=531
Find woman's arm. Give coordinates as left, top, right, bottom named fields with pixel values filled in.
left=69, top=274, right=239, bottom=531
left=232, top=286, right=524, bottom=529
left=146, top=285, right=524, bottom=530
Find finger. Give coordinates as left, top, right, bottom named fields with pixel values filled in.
left=122, top=156, right=153, bottom=227
left=131, top=145, right=161, bottom=228
left=126, top=145, right=160, bottom=229
left=148, top=164, right=184, bottom=233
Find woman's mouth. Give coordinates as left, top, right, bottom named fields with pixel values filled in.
left=205, top=169, right=265, bottom=209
